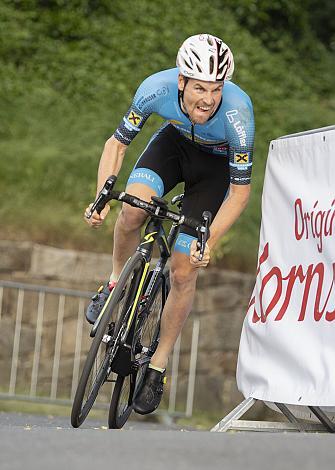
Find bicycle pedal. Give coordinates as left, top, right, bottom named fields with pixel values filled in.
left=139, top=295, right=148, bottom=305
left=102, top=334, right=112, bottom=344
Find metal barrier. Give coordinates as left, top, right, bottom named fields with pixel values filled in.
left=0, top=280, right=199, bottom=418
left=211, top=398, right=335, bottom=433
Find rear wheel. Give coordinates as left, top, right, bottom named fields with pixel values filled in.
left=71, top=252, right=145, bottom=428
left=108, top=272, right=170, bottom=429
left=108, top=373, right=136, bottom=429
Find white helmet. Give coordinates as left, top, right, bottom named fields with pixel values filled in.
left=176, top=34, right=234, bottom=82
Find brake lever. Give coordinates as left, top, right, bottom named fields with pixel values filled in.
left=196, top=211, right=212, bottom=261
left=85, top=175, right=117, bottom=219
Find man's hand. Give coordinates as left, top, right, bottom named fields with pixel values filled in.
left=190, top=240, right=210, bottom=267
left=84, top=204, right=110, bottom=228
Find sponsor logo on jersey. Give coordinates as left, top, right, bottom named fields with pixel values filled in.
left=127, top=110, right=143, bottom=127
left=234, top=152, right=250, bottom=164
left=137, top=94, right=156, bottom=110
left=226, top=109, right=238, bottom=123
left=156, top=86, right=169, bottom=96
left=226, top=109, right=247, bottom=146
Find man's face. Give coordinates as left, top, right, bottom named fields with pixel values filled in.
left=178, top=75, right=223, bottom=124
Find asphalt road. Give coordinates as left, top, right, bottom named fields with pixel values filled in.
left=1, top=413, right=334, bottom=470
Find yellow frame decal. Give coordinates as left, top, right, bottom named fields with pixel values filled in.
left=126, top=262, right=150, bottom=331
left=142, top=231, right=158, bottom=245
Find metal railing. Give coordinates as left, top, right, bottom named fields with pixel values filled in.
left=0, top=280, right=199, bottom=417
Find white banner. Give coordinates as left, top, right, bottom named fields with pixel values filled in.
left=237, top=128, right=335, bottom=406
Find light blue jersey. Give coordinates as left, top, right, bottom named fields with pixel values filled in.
left=114, top=67, right=255, bottom=184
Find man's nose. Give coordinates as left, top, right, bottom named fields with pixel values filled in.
left=203, top=92, right=214, bottom=105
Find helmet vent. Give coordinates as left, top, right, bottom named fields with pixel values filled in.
left=196, top=63, right=202, bottom=73
left=183, top=57, right=193, bottom=70
left=190, top=48, right=201, bottom=61
left=207, top=36, right=214, bottom=46
left=219, top=48, right=228, bottom=61
left=209, top=56, right=214, bottom=74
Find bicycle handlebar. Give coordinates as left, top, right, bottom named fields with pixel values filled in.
left=86, top=175, right=211, bottom=261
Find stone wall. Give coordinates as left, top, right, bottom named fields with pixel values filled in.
left=0, top=240, right=258, bottom=417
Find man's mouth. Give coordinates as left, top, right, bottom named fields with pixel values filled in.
left=197, top=105, right=211, bottom=113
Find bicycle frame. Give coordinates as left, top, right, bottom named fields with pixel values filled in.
left=99, top=203, right=182, bottom=379
left=137, top=214, right=179, bottom=294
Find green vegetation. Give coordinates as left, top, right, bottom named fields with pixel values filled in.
left=1, top=0, right=334, bottom=270
left=0, top=399, right=81, bottom=418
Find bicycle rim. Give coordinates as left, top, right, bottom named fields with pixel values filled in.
left=108, top=373, right=136, bottom=429
left=71, top=252, right=145, bottom=428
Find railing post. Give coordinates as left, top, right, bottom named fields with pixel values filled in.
left=50, top=295, right=65, bottom=400
left=30, top=292, right=45, bottom=398
left=185, top=318, right=200, bottom=417
left=0, top=286, right=3, bottom=322
left=168, top=333, right=181, bottom=414
left=9, top=289, right=24, bottom=395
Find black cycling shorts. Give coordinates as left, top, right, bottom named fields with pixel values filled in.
left=126, top=124, right=230, bottom=254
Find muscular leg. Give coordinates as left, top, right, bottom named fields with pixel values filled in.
left=150, top=251, right=199, bottom=369
left=111, top=183, right=156, bottom=280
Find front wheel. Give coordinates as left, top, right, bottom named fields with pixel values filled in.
left=71, top=252, right=145, bottom=428
left=108, top=272, right=169, bottom=429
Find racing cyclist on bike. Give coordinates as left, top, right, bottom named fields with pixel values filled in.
left=84, top=34, right=255, bottom=414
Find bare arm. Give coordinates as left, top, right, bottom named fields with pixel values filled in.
left=208, top=183, right=251, bottom=249
left=85, top=136, right=128, bottom=226
left=96, top=135, right=128, bottom=196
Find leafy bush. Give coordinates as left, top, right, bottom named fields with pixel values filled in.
left=1, top=0, right=334, bottom=270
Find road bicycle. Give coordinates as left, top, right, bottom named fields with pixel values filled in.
left=71, top=175, right=211, bottom=429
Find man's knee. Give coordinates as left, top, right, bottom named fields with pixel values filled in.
left=116, top=182, right=156, bottom=231
left=117, top=205, right=147, bottom=231
left=170, top=256, right=198, bottom=289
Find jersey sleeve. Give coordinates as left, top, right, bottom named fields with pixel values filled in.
left=113, top=73, right=166, bottom=145
left=225, top=94, right=255, bottom=185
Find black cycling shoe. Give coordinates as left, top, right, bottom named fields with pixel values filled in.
left=85, top=283, right=115, bottom=325
left=133, top=367, right=166, bottom=415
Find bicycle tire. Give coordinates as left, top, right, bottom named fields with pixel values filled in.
left=71, top=252, right=145, bottom=428
left=108, top=272, right=170, bottom=429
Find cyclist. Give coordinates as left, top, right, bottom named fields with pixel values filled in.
left=84, top=34, right=255, bottom=414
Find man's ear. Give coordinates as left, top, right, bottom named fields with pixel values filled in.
left=178, top=74, right=185, bottom=92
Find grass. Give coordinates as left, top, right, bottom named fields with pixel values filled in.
left=0, top=398, right=105, bottom=421
left=0, top=398, right=220, bottom=430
